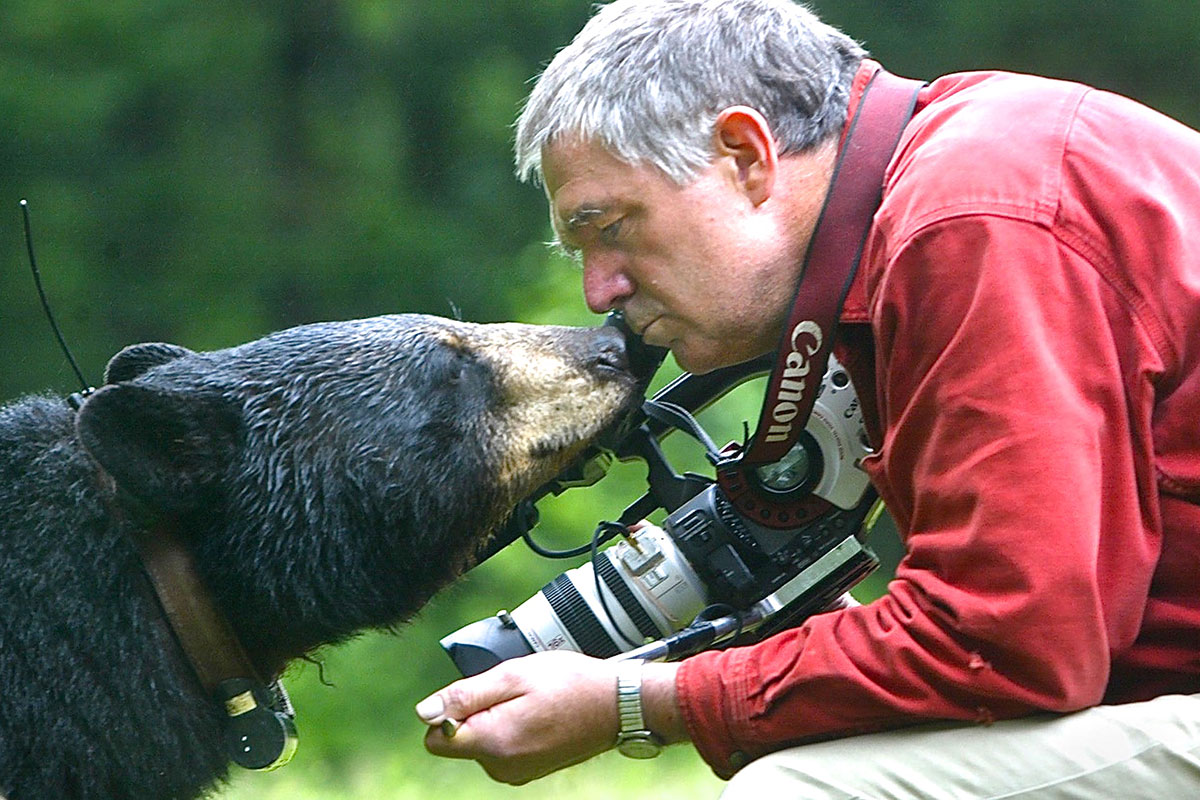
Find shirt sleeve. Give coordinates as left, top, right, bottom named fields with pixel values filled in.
left=677, top=213, right=1161, bottom=777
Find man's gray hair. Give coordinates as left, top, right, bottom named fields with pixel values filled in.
left=514, top=0, right=866, bottom=185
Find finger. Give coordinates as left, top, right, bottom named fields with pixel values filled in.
left=414, top=692, right=449, bottom=725
left=424, top=715, right=478, bottom=758
left=415, top=664, right=523, bottom=726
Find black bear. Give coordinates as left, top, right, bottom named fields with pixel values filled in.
left=0, top=314, right=640, bottom=799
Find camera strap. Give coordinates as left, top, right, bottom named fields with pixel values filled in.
left=738, top=67, right=924, bottom=468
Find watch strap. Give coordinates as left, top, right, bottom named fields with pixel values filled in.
left=617, top=659, right=647, bottom=732
left=615, top=660, right=663, bottom=758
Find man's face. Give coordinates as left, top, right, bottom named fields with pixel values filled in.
left=542, top=139, right=805, bottom=374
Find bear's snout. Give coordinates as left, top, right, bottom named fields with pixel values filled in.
left=582, top=325, right=629, bottom=376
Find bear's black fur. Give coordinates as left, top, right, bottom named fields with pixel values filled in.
left=0, top=314, right=638, bottom=800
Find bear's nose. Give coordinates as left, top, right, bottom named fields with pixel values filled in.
left=593, top=312, right=668, bottom=384
left=589, top=325, right=630, bottom=375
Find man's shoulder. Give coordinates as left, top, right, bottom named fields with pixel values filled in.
left=874, top=71, right=1092, bottom=239
left=913, top=69, right=1091, bottom=147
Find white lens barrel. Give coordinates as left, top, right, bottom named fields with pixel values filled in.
left=508, top=525, right=709, bottom=657
left=607, top=525, right=708, bottom=631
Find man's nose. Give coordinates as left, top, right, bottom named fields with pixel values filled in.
left=582, top=252, right=635, bottom=313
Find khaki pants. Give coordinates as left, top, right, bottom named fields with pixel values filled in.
left=720, top=693, right=1200, bottom=799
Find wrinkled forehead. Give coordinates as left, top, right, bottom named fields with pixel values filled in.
left=542, top=139, right=649, bottom=232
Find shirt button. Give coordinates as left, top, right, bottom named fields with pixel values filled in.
left=729, top=751, right=750, bottom=771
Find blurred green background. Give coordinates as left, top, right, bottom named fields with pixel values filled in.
left=2, top=1, right=1196, bottom=798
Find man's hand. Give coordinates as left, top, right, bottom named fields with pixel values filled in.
left=416, top=651, right=684, bottom=785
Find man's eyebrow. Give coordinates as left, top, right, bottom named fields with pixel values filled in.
left=564, top=206, right=607, bottom=230
left=549, top=204, right=613, bottom=256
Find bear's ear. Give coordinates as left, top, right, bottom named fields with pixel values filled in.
left=76, top=383, right=242, bottom=514
left=104, top=342, right=195, bottom=384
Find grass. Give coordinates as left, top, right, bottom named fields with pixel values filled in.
left=207, top=590, right=729, bottom=800
left=219, top=740, right=724, bottom=800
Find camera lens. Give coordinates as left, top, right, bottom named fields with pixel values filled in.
left=537, top=555, right=650, bottom=656
left=440, top=526, right=708, bottom=670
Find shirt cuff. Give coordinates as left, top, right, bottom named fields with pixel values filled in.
left=676, top=648, right=756, bottom=779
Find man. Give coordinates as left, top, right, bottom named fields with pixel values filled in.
left=416, top=0, right=1200, bottom=795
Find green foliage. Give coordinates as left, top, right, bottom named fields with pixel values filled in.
left=2, top=1, right=1197, bottom=797
left=812, top=0, right=1200, bottom=128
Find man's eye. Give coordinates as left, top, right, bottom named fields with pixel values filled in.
left=599, top=219, right=623, bottom=243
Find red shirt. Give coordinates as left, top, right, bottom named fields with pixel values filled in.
left=676, top=61, right=1200, bottom=777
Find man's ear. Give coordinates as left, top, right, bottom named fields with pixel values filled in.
left=713, top=105, right=779, bottom=206
left=76, top=383, right=242, bottom=514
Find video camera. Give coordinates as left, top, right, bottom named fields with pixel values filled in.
left=441, top=313, right=881, bottom=677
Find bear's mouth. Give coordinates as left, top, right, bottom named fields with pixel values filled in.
left=527, top=389, right=638, bottom=460
left=541, top=363, right=649, bottom=452
left=592, top=382, right=649, bottom=451
left=528, top=428, right=594, bottom=460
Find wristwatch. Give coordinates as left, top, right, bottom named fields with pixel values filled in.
left=614, top=660, right=664, bottom=759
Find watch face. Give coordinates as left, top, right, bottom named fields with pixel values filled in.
left=617, top=734, right=663, bottom=759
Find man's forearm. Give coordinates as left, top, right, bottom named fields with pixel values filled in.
left=641, top=660, right=690, bottom=744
